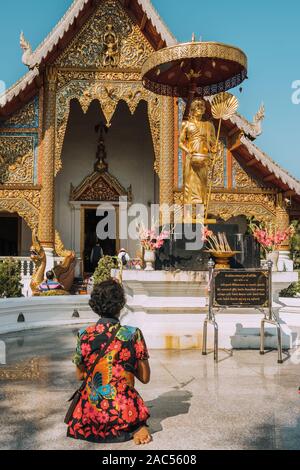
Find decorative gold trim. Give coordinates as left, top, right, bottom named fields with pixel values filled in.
left=142, top=41, right=247, bottom=97
left=0, top=188, right=40, bottom=230
left=142, top=41, right=247, bottom=77
left=55, top=78, right=161, bottom=176
left=174, top=189, right=277, bottom=224
left=70, top=169, right=132, bottom=202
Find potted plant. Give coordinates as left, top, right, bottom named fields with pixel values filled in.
left=93, top=256, right=119, bottom=285
left=249, top=222, right=295, bottom=271
left=138, top=224, right=169, bottom=271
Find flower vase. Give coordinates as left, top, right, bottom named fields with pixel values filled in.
left=266, top=251, right=279, bottom=272
left=144, top=250, right=156, bottom=271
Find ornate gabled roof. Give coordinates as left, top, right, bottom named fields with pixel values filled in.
left=0, top=0, right=176, bottom=115
left=21, top=0, right=176, bottom=70
left=70, top=169, right=132, bottom=202
left=239, top=135, right=300, bottom=196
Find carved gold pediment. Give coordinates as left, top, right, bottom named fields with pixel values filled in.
left=70, top=170, right=132, bottom=203
left=55, top=0, right=153, bottom=69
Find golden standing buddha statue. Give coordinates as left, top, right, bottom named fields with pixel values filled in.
left=179, top=99, right=217, bottom=207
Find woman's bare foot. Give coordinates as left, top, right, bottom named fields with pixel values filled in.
left=133, top=426, right=152, bottom=445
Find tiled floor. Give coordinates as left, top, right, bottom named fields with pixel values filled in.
left=0, top=325, right=299, bottom=450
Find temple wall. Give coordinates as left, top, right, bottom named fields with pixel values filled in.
left=55, top=99, right=156, bottom=259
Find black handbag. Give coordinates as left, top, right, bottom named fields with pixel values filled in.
left=64, top=323, right=121, bottom=425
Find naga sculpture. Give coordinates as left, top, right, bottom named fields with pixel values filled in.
left=20, top=32, right=33, bottom=69
left=30, top=231, right=46, bottom=295
left=30, top=231, right=76, bottom=295
left=53, top=231, right=76, bottom=292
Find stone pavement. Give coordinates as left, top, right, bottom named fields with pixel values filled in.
left=0, top=325, right=300, bottom=450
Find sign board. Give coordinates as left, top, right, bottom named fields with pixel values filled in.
left=213, top=270, right=269, bottom=308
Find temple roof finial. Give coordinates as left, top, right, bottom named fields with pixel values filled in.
left=20, top=31, right=33, bottom=68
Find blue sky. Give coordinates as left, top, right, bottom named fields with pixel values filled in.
left=0, top=0, right=299, bottom=178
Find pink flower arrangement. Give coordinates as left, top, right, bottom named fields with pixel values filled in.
left=138, top=225, right=170, bottom=251
left=250, top=222, right=295, bottom=253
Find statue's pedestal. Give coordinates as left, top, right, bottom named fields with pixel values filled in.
left=156, top=223, right=209, bottom=271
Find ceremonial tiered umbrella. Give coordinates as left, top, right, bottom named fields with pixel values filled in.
left=142, top=39, right=247, bottom=114
left=142, top=39, right=247, bottom=218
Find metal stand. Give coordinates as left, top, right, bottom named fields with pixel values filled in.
left=202, top=259, right=219, bottom=362
left=202, top=260, right=283, bottom=364
left=260, top=261, right=283, bottom=364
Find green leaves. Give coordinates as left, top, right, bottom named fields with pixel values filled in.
left=93, top=256, right=118, bottom=286
left=0, top=258, right=22, bottom=298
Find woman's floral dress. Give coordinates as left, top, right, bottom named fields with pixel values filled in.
left=67, top=318, right=150, bottom=443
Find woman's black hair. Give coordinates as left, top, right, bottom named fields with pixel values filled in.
left=46, top=270, right=55, bottom=280
left=89, top=279, right=126, bottom=318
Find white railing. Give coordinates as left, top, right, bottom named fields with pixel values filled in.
left=0, top=256, right=64, bottom=297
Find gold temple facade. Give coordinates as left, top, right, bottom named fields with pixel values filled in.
left=0, top=0, right=299, bottom=269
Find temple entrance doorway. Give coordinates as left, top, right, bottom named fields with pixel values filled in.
left=83, top=207, right=118, bottom=274
left=56, top=98, right=157, bottom=276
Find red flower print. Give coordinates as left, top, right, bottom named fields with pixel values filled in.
left=81, top=343, right=91, bottom=357
left=83, top=402, right=98, bottom=423
left=89, top=353, right=97, bottom=364
left=97, top=411, right=110, bottom=424
left=137, top=398, right=149, bottom=421
left=128, top=389, right=135, bottom=399
left=119, top=348, right=131, bottom=361
left=109, top=339, right=122, bottom=353
left=73, top=403, right=82, bottom=420
left=121, top=400, right=138, bottom=423
left=117, top=381, right=128, bottom=393
left=68, top=322, right=150, bottom=443
left=101, top=400, right=110, bottom=410
left=134, top=341, right=145, bottom=358
left=112, top=364, right=124, bottom=378
left=96, top=324, right=105, bottom=334
left=116, top=395, right=128, bottom=410
left=86, top=325, right=95, bottom=334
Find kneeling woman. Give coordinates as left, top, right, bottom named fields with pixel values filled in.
left=66, top=279, right=151, bottom=445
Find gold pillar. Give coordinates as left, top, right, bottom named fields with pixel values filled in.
left=159, top=96, right=175, bottom=222
left=276, top=202, right=290, bottom=251
left=38, top=67, right=57, bottom=248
